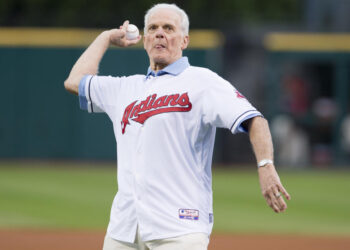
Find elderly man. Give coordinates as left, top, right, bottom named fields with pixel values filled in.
left=64, top=3, right=290, bottom=250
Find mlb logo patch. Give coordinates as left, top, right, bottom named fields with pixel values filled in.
left=179, top=209, right=199, bottom=220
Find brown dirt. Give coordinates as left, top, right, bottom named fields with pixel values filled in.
left=0, top=229, right=349, bottom=250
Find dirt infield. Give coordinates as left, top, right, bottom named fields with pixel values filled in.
left=0, top=230, right=349, bottom=250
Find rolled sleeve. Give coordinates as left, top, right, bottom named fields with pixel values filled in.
left=78, top=75, right=90, bottom=111
left=233, top=112, right=263, bottom=133
left=202, top=75, right=262, bottom=134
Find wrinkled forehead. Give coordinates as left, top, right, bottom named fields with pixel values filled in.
left=147, top=9, right=182, bottom=27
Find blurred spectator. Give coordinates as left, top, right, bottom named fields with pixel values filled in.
left=311, top=98, right=338, bottom=165
left=341, top=115, right=350, bottom=153
left=312, top=97, right=338, bottom=122
left=283, top=75, right=309, bottom=117
left=271, top=115, right=310, bottom=167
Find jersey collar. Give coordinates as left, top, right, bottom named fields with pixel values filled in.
left=145, top=57, right=190, bottom=79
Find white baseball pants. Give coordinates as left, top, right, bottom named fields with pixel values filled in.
left=103, top=231, right=209, bottom=250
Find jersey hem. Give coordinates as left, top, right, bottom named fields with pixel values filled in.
left=107, top=230, right=210, bottom=243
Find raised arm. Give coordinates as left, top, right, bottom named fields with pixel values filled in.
left=64, top=21, right=141, bottom=95
left=246, top=116, right=291, bottom=213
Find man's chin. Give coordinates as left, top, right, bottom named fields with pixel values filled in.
left=152, top=55, right=181, bottom=67
left=153, top=56, right=169, bottom=65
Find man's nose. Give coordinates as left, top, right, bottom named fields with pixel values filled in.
left=155, top=28, right=165, bottom=38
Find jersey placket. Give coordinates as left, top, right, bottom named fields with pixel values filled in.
left=131, top=75, right=157, bottom=238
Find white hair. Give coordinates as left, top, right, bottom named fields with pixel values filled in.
left=144, top=3, right=189, bottom=35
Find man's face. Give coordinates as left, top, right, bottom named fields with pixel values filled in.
left=143, top=9, right=189, bottom=69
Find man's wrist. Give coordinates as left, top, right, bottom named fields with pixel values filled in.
left=257, top=159, right=273, bottom=168
left=100, top=31, right=112, bottom=44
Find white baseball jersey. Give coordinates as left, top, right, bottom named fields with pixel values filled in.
left=78, top=57, right=261, bottom=243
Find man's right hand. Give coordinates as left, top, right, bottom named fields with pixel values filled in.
left=64, top=21, right=141, bottom=95
left=108, top=20, right=142, bottom=47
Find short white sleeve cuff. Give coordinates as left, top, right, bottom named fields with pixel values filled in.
left=78, top=75, right=90, bottom=111
left=78, top=75, right=103, bottom=113
left=230, top=110, right=262, bottom=134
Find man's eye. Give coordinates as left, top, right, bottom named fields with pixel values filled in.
left=165, top=26, right=173, bottom=31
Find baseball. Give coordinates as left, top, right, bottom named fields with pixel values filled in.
left=126, top=24, right=139, bottom=40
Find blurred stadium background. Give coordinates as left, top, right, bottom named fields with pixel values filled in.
left=1, top=0, right=350, bottom=167
left=0, top=0, right=349, bottom=249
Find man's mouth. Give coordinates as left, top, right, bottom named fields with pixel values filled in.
left=155, top=44, right=166, bottom=49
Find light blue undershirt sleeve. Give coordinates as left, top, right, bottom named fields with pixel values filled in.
left=236, top=113, right=263, bottom=133
left=78, top=75, right=90, bottom=110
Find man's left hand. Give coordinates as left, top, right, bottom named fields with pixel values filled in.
left=258, top=164, right=291, bottom=213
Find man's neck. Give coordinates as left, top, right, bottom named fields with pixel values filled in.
left=152, top=62, right=168, bottom=73
left=150, top=56, right=182, bottom=73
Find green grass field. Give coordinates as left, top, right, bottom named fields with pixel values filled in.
left=0, top=162, right=349, bottom=236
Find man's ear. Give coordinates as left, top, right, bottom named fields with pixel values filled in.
left=181, top=35, right=189, bottom=50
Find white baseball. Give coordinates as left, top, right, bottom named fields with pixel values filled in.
left=126, top=24, right=139, bottom=40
